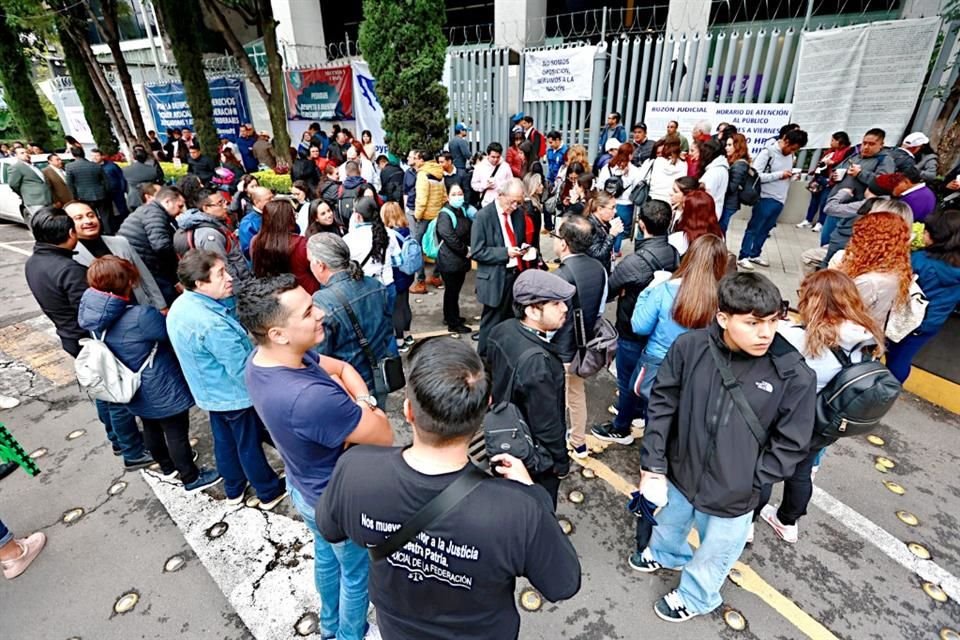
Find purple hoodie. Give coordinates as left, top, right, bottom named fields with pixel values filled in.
left=899, top=184, right=937, bottom=223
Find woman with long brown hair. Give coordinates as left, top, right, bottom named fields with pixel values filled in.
left=643, top=135, right=687, bottom=204
left=832, top=212, right=912, bottom=328
left=669, top=189, right=723, bottom=255
left=630, top=234, right=728, bottom=415
left=251, top=199, right=320, bottom=293
left=720, top=133, right=751, bottom=232
left=756, top=269, right=883, bottom=544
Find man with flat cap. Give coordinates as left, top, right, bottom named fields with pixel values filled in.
left=485, top=269, right=576, bottom=508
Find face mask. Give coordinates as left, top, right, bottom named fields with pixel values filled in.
left=449, top=195, right=464, bottom=208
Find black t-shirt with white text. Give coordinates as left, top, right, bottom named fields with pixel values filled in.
left=317, top=446, right=581, bottom=640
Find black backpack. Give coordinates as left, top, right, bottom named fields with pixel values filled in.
left=815, top=345, right=902, bottom=439
left=738, top=161, right=762, bottom=206
left=603, top=172, right=625, bottom=197
left=336, top=183, right=363, bottom=228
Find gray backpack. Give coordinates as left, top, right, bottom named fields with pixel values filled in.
left=75, top=330, right=157, bottom=403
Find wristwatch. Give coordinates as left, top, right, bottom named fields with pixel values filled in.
left=356, top=394, right=378, bottom=409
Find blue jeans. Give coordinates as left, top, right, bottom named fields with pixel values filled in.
left=647, top=481, right=753, bottom=614
left=612, top=338, right=646, bottom=432
left=738, top=198, right=784, bottom=260
left=0, top=517, right=11, bottom=547
left=632, top=350, right=664, bottom=422
left=885, top=330, right=937, bottom=383
left=819, top=214, right=840, bottom=246
left=291, top=486, right=370, bottom=640
left=208, top=407, right=285, bottom=502
left=95, top=399, right=146, bottom=462
left=719, top=204, right=739, bottom=234
left=613, top=203, right=634, bottom=253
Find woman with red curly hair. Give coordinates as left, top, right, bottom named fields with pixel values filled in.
left=668, top=189, right=723, bottom=255
left=832, top=212, right=912, bottom=327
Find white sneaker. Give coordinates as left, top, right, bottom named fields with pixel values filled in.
left=736, top=259, right=755, bottom=271
left=749, top=257, right=770, bottom=268
left=795, top=220, right=811, bottom=229
left=746, top=522, right=755, bottom=545
left=812, top=223, right=822, bottom=232
left=760, top=504, right=799, bottom=543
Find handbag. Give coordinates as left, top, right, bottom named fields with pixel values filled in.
left=885, top=276, right=928, bottom=343
left=482, top=348, right=555, bottom=475
left=566, top=268, right=618, bottom=378
left=329, top=287, right=406, bottom=396
left=629, top=160, right=655, bottom=208
left=367, top=464, right=487, bottom=561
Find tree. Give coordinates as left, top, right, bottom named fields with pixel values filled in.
left=83, top=0, right=148, bottom=142
left=202, top=0, right=290, bottom=158
left=0, top=3, right=52, bottom=148
left=58, top=23, right=119, bottom=154
left=154, top=0, right=218, bottom=155
left=359, top=0, right=448, bottom=155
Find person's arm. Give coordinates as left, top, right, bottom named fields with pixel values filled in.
left=155, top=163, right=165, bottom=184
left=122, top=239, right=167, bottom=310
left=194, top=227, right=229, bottom=260
left=754, top=149, right=780, bottom=183
left=143, top=209, right=173, bottom=252
left=822, top=189, right=862, bottom=219
left=630, top=285, right=661, bottom=336
left=469, top=212, right=509, bottom=265
left=519, top=357, right=569, bottom=475
left=414, top=171, right=427, bottom=220
left=918, top=155, right=938, bottom=182
left=639, top=338, right=684, bottom=476
left=200, top=325, right=253, bottom=383
left=587, top=221, right=615, bottom=263
left=857, top=154, right=894, bottom=186
left=59, top=262, right=89, bottom=310
left=66, top=167, right=76, bottom=193
left=308, top=361, right=392, bottom=447
left=316, top=458, right=349, bottom=543
left=99, top=166, right=110, bottom=194
left=521, top=501, right=582, bottom=601
left=755, top=367, right=817, bottom=487
left=470, top=163, right=487, bottom=192
left=138, top=307, right=169, bottom=341
left=8, top=166, right=22, bottom=194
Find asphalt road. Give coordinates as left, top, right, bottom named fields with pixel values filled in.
left=1, top=219, right=959, bottom=640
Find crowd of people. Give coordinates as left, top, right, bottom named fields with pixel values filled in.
left=3, top=114, right=960, bottom=639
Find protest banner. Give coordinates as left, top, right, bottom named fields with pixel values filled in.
left=645, top=102, right=793, bottom=157
left=144, top=78, right=251, bottom=142
left=791, top=17, right=940, bottom=148
left=284, top=66, right=353, bottom=121
left=522, top=46, right=596, bottom=102
left=350, top=60, right=388, bottom=157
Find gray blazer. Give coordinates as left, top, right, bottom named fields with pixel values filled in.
left=73, top=235, right=167, bottom=310
left=469, top=201, right=527, bottom=308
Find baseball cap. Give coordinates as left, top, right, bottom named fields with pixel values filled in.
left=605, top=138, right=621, bottom=152
left=455, top=123, right=471, bottom=133
left=513, top=270, right=576, bottom=306
left=903, top=132, right=929, bottom=146
left=633, top=123, right=647, bottom=131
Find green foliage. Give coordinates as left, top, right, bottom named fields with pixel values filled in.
left=0, top=3, right=52, bottom=149
left=252, top=169, right=291, bottom=193
left=358, top=0, right=449, bottom=156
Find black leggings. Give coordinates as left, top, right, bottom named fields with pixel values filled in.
left=393, top=290, right=412, bottom=338
left=440, top=271, right=467, bottom=326
left=140, top=410, right=199, bottom=485
left=754, top=447, right=823, bottom=526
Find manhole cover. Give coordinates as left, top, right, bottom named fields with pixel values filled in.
left=728, top=568, right=744, bottom=586
left=723, top=608, right=746, bottom=631
left=206, top=522, right=229, bottom=539
left=896, top=511, right=919, bottom=527
left=62, top=507, right=85, bottom=524
left=108, top=481, right=128, bottom=496
left=164, top=555, right=186, bottom=573
left=923, top=582, right=948, bottom=603
left=907, top=542, right=931, bottom=560
left=940, top=629, right=959, bottom=640
left=29, top=447, right=48, bottom=459
left=568, top=490, right=584, bottom=504
left=875, top=456, right=896, bottom=469
left=113, top=591, right=139, bottom=614
left=519, top=588, right=542, bottom=611
left=189, top=437, right=199, bottom=447
left=866, top=435, right=885, bottom=446
left=874, top=462, right=889, bottom=474
left=882, top=480, right=905, bottom=495
left=581, top=467, right=596, bottom=479
left=294, top=612, right=319, bottom=636
left=558, top=518, right=573, bottom=535
left=66, top=429, right=86, bottom=440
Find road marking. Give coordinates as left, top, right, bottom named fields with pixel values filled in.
left=0, top=241, right=31, bottom=256
left=576, top=455, right=840, bottom=640
left=810, top=486, right=960, bottom=601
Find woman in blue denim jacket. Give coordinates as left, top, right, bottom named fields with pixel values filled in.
left=630, top=235, right=730, bottom=417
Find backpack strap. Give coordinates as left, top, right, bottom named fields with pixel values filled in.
left=706, top=336, right=768, bottom=446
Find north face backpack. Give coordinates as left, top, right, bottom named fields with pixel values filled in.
left=815, top=345, right=901, bottom=439
left=422, top=208, right=458, bottom=260
left=396, top=231, right=424, bottom=275
left=75, top=330, right=158, bottom=403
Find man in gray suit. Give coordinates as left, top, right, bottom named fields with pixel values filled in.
left=469, top=177, right=529, bottom=356
left=65, top=146, right=112, bottom=232
left=66, top=201, right=167, bottom=312
left=122, top=145, right=164, bottom=210
left=7, top=147, right=52, bottom=222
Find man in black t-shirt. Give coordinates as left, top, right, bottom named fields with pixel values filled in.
left=318, top=338, right=581, bottom=640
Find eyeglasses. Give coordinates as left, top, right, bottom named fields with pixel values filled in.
left=204, top=199, right=227, bottom=208
left=549, top=231, right=563, bottom=240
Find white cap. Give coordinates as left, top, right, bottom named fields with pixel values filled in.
left=604, top=138, right=621, bottom=152
left=903, top=132, right=929, bottom=146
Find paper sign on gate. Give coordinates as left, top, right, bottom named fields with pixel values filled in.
left=523, top=46, right=597, bottom=102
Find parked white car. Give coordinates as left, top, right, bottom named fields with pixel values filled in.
left=0, top=154, right=72, bottom=226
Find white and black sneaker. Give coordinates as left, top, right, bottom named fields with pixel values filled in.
left=628, top=547, right=663, bottom=573
left=653, top=590, right=701, bottom=623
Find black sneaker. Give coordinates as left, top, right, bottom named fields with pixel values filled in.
left=653, top=590, right=701, bottom=623
left=124, top=454, right=155, bottom=471
left=628, top=548, right=663, bottom=573
left=591, top=422, right=635, bottom=445
left=184, top=468, right=222, bottom=493
left=449, top=323, right=472, bottom=334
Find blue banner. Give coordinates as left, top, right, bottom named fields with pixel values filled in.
left=145, top=77, right=251, bottom=142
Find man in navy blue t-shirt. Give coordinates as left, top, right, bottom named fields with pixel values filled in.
left=239, top=275, right=393, bottom=640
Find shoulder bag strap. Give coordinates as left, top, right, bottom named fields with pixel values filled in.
left=329, top=286, right=379, bottom=375
left=503, top=346, right=545, bottom=402
left=137, top=342, right=160, bottom=373
left=706, top=337, right=767, bottom=446
left=369, top=465, right=487, bottom=560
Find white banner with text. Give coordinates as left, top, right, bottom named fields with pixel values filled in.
left=523, top=46, right=597, bottom=102
left=644, top=102, right=793, bottom=157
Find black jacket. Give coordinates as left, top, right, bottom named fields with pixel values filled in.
left=118, top=201, right=178, bottom=282
left=554, top=254, right=608, bottom=363
left=379, top=164, right=404, bottom=203
left=24, top=244, right=89, bottom=357
left=586, top=214, right=615, bottom=272
left=435, top=205, right=472, bottom=274
left=187, top=155, right=217, bottom=184
left=291, top=157, right=320, bottom=189
left=641, top=323, right=817, bottom=517
left=725, top=158, right=751, bottom=210
left=486, top=319, right=569, bottom=476
left=608, top=237, right=680, bottom=342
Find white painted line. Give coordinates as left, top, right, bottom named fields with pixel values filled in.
left=143, top=471, right=320, bottom=640
left=811, top=486, right=960, bottom=601
left=0, top=241, right=31, bottom=256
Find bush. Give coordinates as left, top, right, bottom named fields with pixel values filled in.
left=253, top=169, right=292, bottom=194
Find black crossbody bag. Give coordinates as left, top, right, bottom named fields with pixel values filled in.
left=706, top=338, right=768, bottom=446
left=330, top=287, right=405, bottom=395
left=369, top=465, right=487, bottom=560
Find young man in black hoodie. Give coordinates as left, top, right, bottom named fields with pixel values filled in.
left=632, top=273, right=816, bottom=623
